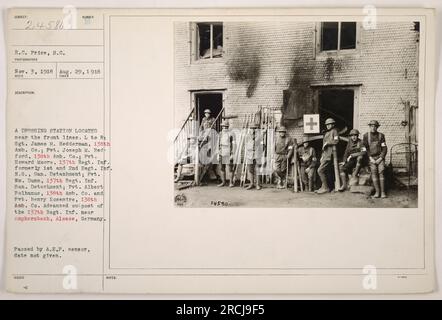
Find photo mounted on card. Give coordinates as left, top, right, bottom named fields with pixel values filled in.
left=5, top=7, right=435, bottom=294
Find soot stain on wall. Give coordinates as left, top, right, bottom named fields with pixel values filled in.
left=227, top=52, right=261, bottom=98
left=323, top=57, right=343, bottom=81
left=226, top=26, right=261, bottom=98
left=282, top=44, right=316, bottom=125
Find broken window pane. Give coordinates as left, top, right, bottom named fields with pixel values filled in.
left=212, top=24, right=223, bottom=57
left=321, top=22, right=338, bottom=51
left=197, top=23, right=211, bottom=58
left=340, top=22, right=357, bottom=49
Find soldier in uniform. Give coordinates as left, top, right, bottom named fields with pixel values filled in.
left=297, top=135, right=317, bottom=192
left=316, top=118, right=339, bottom=194
left=175, top=135, right=198, bottom=183
left=363, top=120, right=388, bottom=198
left=244, top=122, right=262, bottom=190
left=217, top=120, right=236, bottom=187
left=338, top=129, right=366, bottom=191
left=273, top=126, right=294, bottom=189
left=198, top=109, right=216, bottom=184
left=199, top=109, right=215, bottom=132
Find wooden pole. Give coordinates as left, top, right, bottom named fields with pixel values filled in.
left=332, top=145, right=341, bottom=191
left=298, top=162, right=303, bottom=192
left=194, top=139, right=200, bottom=186
left=293, top=145, right=298, bottom=193
left=285, top=156, right=289, bottom=189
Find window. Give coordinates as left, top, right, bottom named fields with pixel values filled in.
left=320, top=22, right=357, bottom=52
left=195, top=22, right=223, bottom=60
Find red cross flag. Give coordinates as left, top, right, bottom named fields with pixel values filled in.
left=303, top=114, right=320, bottom=134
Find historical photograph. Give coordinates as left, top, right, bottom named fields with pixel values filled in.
left=173, top=21, right=419, bottom=208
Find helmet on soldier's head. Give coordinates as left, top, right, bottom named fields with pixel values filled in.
left=368, top=120, right=380, bottom=127
left=349, top=129, right=360, bottom=136
left=204, top=109, right=211, bottom=114
left=276, top=126, right=287, bottom=133
left=221, top=120, right=229, bottom=128
left=325, top=118, right=336, bottom=125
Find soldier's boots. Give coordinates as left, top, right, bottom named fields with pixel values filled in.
left=275, top=176, right=282, bottom=189
left=372, top=177, right=381, bottom=198
left=316, top=172, right=330, bottom=194
left=256, top=176, right=262, bottom=190
left=352, top=164, right=361, bottom=178
left=246, top=177, right=255, bottom=190
left=308, top=174, right=314, bottom=192
left=315, top=185, right=330, bottom=194
left=229, top=174, right=235, bottom=188
left=380, top=177, right=387, bottom=198
left=338, top=173, right=347, bottom=192
left=217, top=172, right=226, bottom=187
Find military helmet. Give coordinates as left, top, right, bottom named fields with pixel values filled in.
left=349, top=129, right=360, bottom=136
left=368, top=120, right=380, bottom=127
left=325, top=118, right=336, bottom=125
left=249, top=122, right=259, bottom=129
left=276, top=126, right=287, bottom=132
left=204, top=109, right=211, bottom=114
left=221, top=120, right=229, bottom=128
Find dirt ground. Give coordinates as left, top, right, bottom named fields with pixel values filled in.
left=174, top=183, right=418, bottom=208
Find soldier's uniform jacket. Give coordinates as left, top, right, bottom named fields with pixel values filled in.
left=219, top=130, right=235, bottom=158
left=321, top=127, right=339, bottom=160
left=200, top=117, right=215, bottom=131
left=245, top=130, right=262, bottom=161
left=362, top=132, right=387, bottom=159
left=275, top=136, right=294, bottom=156
left=343, top=138, right=365, bottom=160
left=323, top=128, right=339, bottom=147
left=298, top=146, right=317, bottom=168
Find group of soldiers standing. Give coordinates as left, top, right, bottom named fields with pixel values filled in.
left=175, top=108, right=388, bottom=198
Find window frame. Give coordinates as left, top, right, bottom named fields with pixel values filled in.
left=315, top=21, right=360, bottom=58
left=191, top=22, right=224, bottom=62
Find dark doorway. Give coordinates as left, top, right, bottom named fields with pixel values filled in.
left=318, top=88, right=354, bottom=133
left=195, top=92, right=223, bottom=132
left=318, top=88, right=355, bottom=164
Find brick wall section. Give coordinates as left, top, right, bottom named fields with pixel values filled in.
left=174, top=21, right=419, bottom=160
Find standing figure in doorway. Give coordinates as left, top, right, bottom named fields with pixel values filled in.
left=199, top=109, right=215, bottom=132
left=198, top=109, right=216, bottom=184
